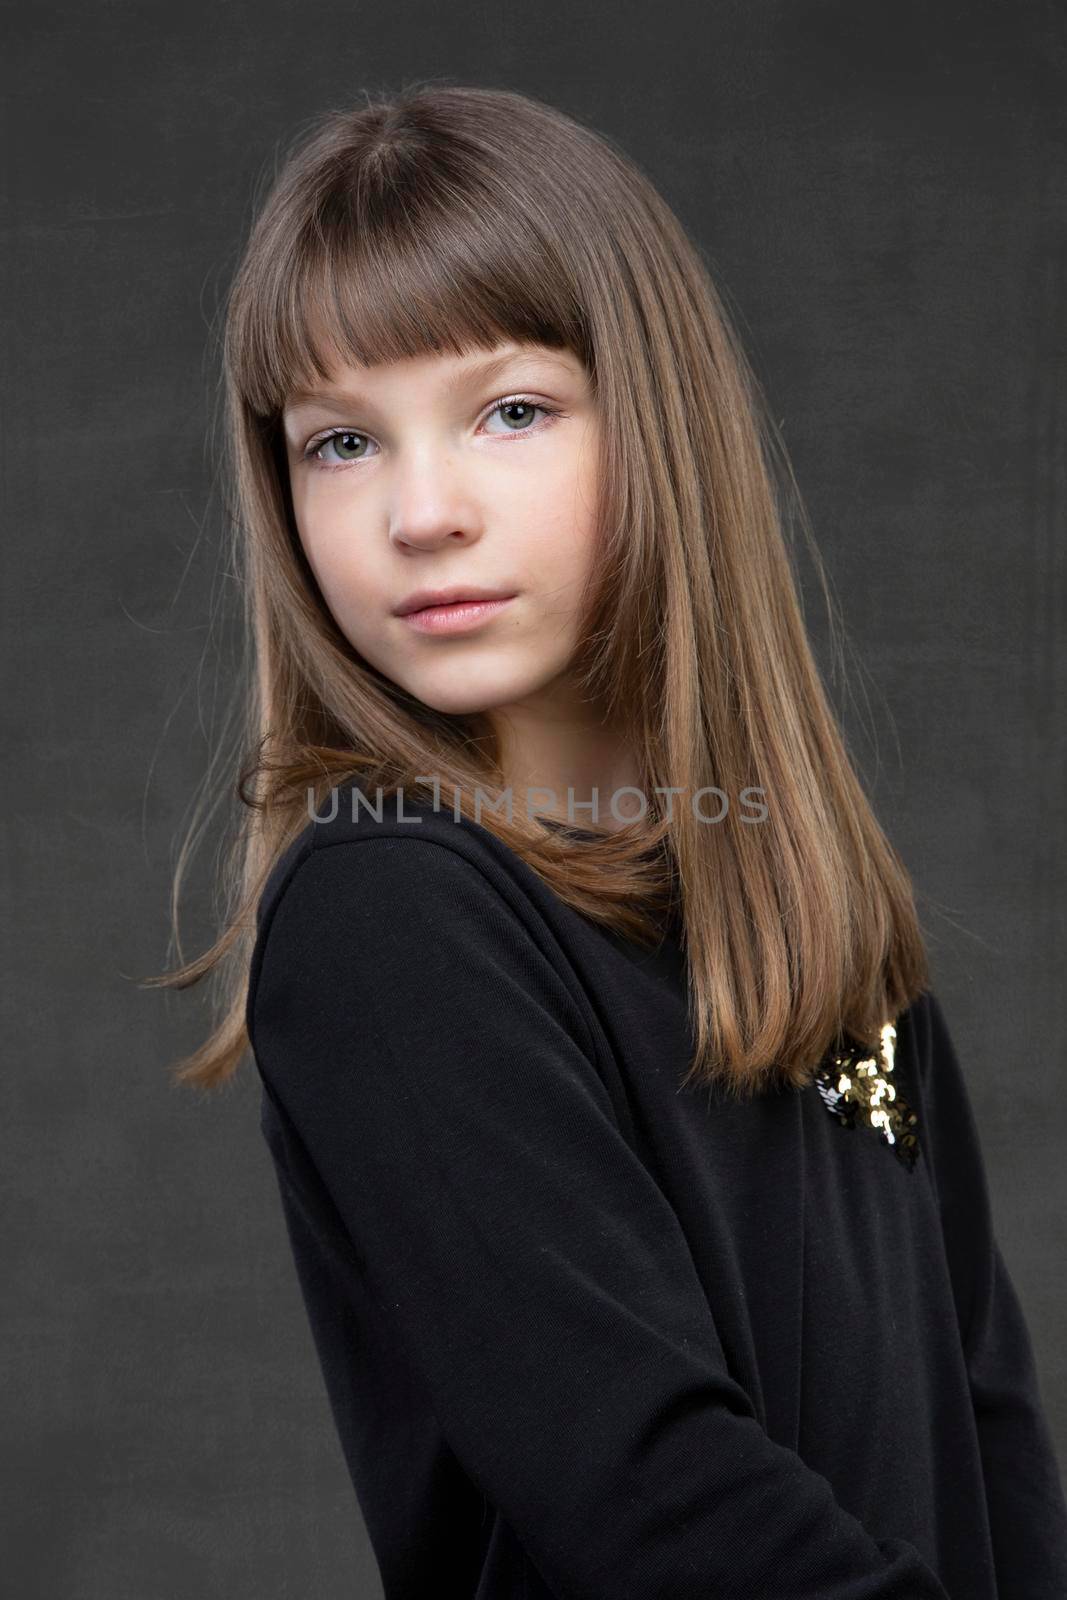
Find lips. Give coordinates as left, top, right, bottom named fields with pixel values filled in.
left=399, top=595, right=516, bottom=634
left=393, top=586, right=517, bottom=617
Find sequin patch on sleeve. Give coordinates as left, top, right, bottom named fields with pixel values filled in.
left=814, top=1021, right=921, bottom=1171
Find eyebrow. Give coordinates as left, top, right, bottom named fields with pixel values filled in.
left=283, top=349, right=578, bottom=418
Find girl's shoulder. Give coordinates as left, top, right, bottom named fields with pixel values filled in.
left=251, top=780, right=560, bottom=960
left=246, top=780, right=603, bottom=1067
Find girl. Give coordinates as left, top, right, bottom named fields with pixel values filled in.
left=158, top=83, right=1067, bottom=1596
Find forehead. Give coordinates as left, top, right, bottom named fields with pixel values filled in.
left=283, top=342, right=583, bottom=416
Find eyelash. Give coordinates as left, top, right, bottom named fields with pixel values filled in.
left=301, top=395, right=563, bottom=471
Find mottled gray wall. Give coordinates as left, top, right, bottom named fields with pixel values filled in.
left=4, top=2, right=1064, bottom=1595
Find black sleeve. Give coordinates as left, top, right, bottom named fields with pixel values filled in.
left=249, top=836, right=951, bottom=1599
left=918, top=991, right=1067, bottom=1595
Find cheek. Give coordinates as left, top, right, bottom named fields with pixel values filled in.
left=295, top=507, right=379, bottom=621
left=536, top=477, right=599, bottom=587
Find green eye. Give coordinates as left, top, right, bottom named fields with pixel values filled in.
left=495, top=401, right=538, bottom=430
left=314, top=431, right=370, bottom=464
left=485, top=397, right=557, bottom=434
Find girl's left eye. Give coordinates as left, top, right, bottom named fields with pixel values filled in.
left=302, top=395, right=560, bottom=470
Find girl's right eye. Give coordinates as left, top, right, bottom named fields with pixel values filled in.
left=304, top=430, right=375, bottom=468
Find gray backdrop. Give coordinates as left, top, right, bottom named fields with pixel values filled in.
left=5, top=1, right=1064, bottom=1595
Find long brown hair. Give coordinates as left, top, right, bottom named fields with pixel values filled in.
left=148, top=79, right=929, bottom=1100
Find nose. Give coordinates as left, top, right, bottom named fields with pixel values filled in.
left=386, top=448, right=484, bottom=551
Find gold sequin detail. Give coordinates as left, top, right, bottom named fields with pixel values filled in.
left=814, top=1021, right=921, bottom=1171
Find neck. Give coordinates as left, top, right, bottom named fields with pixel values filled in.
left=490, top=696, right=645, bottom=833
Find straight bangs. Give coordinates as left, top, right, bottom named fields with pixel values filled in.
left=227, top=126, right=594, bottom=423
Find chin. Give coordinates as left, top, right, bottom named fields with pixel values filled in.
left=404, top=684, right=512, bottom=718
left=395, top=664, right=536, bottom=721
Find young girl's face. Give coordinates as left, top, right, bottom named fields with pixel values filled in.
left=281, top=340, right=601, bottom=722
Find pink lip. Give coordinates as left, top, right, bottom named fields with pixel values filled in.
left=400, top=596, right=516, bottom=634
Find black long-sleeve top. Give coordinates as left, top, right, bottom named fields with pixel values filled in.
left=246, top=784, right=1067, bottom=1597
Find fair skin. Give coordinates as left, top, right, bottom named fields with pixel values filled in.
left=282, top=339, right=645, bottom=828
